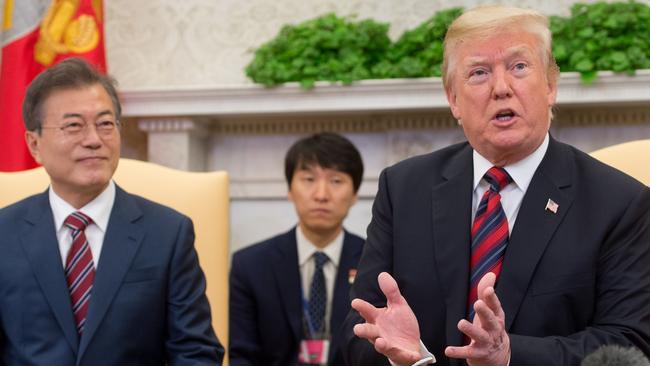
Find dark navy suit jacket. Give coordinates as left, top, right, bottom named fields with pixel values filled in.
left=229, top=227, right=364, bottom=366
left=341, top=137, right=650, bottom=366
left=0, top=186, right=224, bottom=365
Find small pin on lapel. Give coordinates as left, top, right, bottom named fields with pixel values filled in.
left=545, top=198, right=559, bottom=214
left=348, top=269, right=357, bottom=284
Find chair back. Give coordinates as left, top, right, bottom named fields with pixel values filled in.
left=590, top=139, right=650, bottom=186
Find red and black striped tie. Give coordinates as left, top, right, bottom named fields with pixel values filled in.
left=467, top=166, right=512, bottom=320
left=64, top=211, right=95, bottom=335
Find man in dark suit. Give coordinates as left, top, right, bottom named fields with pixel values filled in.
left=0, top=58, right=224, bottom=365
left=229, top=133, right=365, bottom=366
left=342, top=5, right=650, bottom=366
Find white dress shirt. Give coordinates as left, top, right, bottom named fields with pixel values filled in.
left=398, top=133, right=550, bottom=366
left=472, top=133, right=549, bottom=233
left=49, top=180, right=116, bottom=268
left=296, top=225, right=344, bottom=335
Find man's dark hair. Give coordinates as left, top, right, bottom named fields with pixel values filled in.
left=285, top=132, right=364, bottom=193
left=22, top=57, right=121, bottom=132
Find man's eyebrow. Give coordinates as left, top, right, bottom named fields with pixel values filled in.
left=62, top=112, right=81, bottom=119
left=96, top=110, right=114, bottom=118
left=461, top=46, right=534, bottom=69
left=463, top=56, right=488, bottom=68
left=504, top=46, right=532, bottom=59
left=61, top=110, right=114, bottom=119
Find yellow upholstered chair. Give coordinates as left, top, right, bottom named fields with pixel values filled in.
left=0, top=159, right=230, bottom=359
left=591, top=139, right=650, bottom=186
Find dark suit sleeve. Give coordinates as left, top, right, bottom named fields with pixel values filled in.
left=341, top=169, right=394, bottom=366
left=228, top=252, right=263, bottom=366
left=165, top=217, right=225, bottom=365
left=509, top=186, right=650, bottom=365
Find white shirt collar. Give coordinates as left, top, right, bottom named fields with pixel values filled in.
left=472, top=133, right=549, bottom=192
left=49, top=180, right=116, bottom=233
left=296, top=225, right=344, bottom=268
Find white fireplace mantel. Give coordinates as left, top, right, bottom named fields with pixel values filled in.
left=121, top=70, right=650, bottom=118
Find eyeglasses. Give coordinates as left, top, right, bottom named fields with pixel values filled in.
left=40, top=120, right=121, bottom=139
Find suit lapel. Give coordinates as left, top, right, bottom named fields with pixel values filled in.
left=270, top=228, right=303, bottom=342
left=329, top=232, right=362, bottom=363
left=77, top=187, right=145, bottom=359
left=20, top=192, right=80, bottom=354
left=498, top=138, right=574, bottom=330
left=430, top=146, right=474, bottom=347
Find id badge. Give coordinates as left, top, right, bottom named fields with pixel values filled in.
left=298, top=339, right=329, bottom=364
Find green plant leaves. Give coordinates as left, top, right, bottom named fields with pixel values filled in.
left=376, top=7, right=463, bottom=79
left=246, top=2, right=650, bottom=87
left=553, top=1, right=650, bottom=81
left=245, top=14, right=391, bottom=88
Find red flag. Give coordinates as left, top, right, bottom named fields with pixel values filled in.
left=0, top=0, right=107, bottom=171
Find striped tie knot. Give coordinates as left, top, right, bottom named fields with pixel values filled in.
left=484, top=166, right=512, bottom=193
left=65, top=211, right=93, bottom=233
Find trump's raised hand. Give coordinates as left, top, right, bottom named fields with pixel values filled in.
left=445, top=272, right=510, bottom=366
left=351, top=272, right=422, bottom=366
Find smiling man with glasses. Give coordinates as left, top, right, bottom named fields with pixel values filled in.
left=23, top=69, right=122, bottom=208
left=0, top=58, right=224, bottom=365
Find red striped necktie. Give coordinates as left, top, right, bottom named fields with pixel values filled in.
left=64, top=211, right=95, bottom=335
left=467, top=166, right=512, bottom=320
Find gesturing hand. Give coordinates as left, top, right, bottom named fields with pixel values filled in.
left=445, top=272, right=510, bottom=366
left=352, top=272, right=422, bottom=366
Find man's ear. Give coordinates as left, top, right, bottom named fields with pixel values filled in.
left=546, top=78, right=558, bottom=107
left=445, top=86, right=461, bottom=120
left=287, top=183, right=294, bottom=203
left=25, top=130, right=42, bottom=164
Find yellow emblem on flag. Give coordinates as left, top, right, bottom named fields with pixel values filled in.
left=3, top=0, right=13, bottom=31
left=34, top=0, right=100, bottom=66
left=64, top=14, right=99, bottom=53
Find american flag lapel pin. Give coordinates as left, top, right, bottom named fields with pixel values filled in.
left=348, top=269, right=357, bottom=284
left=545, top=198, right=559, bottom=214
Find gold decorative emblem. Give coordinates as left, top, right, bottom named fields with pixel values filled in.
left=64, top=14, right=99, bottom=53
left=3, top=0, right=14, bottom=31
left=34, top=0, right=100, bottom=66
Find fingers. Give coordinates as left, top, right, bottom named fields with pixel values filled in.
left=353, top=322, right=380, bottom=342
left=445, top=317, right=494, bottom=360
left=378, top=272, right=405, bottom=306
left=480, top=285, right=505, bottom=320
left=473, top=300, right=503, bottom=336
left=476, top=272, right=496, bottom=300
left=445, top=344, right=471, bottom=360
left=351, top=298, right=380, bottom=323
left=475, top=272, right=505, bottom=324
left=475, top=272, right=505, bottom=332
left=448, top=297, right=510, bottom=364
left=375, top=337, right=422, bottom=365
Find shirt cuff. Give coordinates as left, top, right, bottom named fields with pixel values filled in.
left=388, top=340, right=436, bottom=366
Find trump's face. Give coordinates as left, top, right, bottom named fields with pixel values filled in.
left=445, top=31, right=557, bottom=166
left=25, top=83, right=121, bottom=208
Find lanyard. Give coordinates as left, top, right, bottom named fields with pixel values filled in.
left=302, top=297, right=318, bottom=339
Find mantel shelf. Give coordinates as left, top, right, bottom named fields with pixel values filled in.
left=120, top=70, right=650, bottom=118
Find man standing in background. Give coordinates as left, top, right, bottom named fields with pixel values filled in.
left=229, top=132, right=365, bottom=366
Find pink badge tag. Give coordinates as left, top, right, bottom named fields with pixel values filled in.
left=298, top=339, right=329, bottom=364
